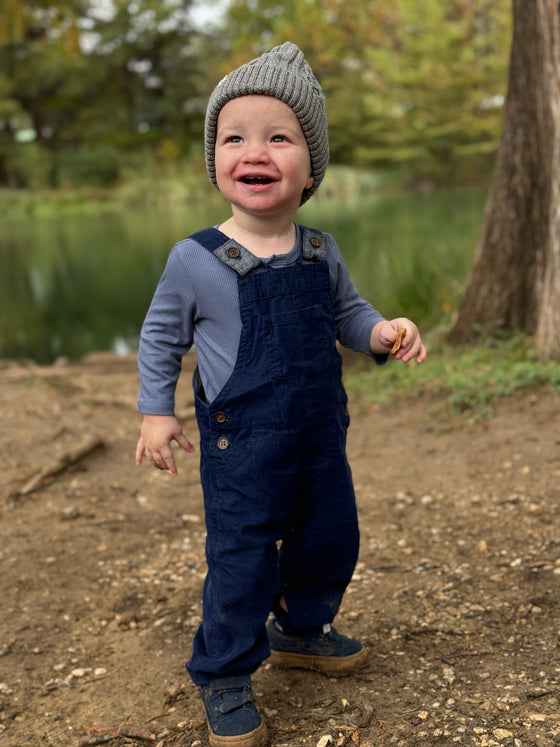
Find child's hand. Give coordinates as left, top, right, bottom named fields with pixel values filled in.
left=370, top=319, right=427, bottom=364
left=135, top=414, right=195, bottom=475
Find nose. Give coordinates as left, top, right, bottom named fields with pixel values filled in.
left=242, top=140, right=270, bottom=163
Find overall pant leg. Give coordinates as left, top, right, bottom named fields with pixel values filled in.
left=187, top=421, right=302, bottom=686
left=274, top=414, right=360, bottom=631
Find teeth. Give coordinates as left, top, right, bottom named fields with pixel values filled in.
left=243, top=176, right=273, bottom=184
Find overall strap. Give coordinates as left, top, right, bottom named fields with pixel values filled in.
left=189, top=227, right=263, bottom=277
left=189, top=225, right=327, bottom=276
left=301, top=227, right=328, bottom=262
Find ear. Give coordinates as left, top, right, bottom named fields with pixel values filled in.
left=305, top=174, right=314, bottom=190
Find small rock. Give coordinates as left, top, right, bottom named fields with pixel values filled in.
left=317, top=736, right=334, bottom=747
left=61, top=506, right=81, bottom=520
left=442, top=666, right=455, bottom=686
left=71, top=668, right=88, bottom=678
left=493, top=728, right=513, bottom=740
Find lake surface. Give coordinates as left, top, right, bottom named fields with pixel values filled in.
left=0, top=185, right=487, bottom=363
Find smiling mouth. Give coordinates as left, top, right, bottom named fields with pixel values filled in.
left=240, top=176, right=275, bottom=184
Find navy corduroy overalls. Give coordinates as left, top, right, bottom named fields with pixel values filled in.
left=186, top=226, right=360, bottom=686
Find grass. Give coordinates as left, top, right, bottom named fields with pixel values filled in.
left=0, top=164, right=466, bottom=217
left=0, top=164, right=376, bottom=217
left=343, top=332, right=560, bottom=422
left=0, top=166, right=219, bottom=217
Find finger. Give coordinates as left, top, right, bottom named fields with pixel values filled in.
left=154, top=444, right=177, bottom=474
left=149, top=452, right=168, bottom=471
left=175, top=432, right=195, bottom=454
left=403, top=343, right=425, bottom=363
left=400, top=339, right=423, bottom=363
left=162, top=452, right=178, bottom=475
left=135, top=439, right=145, bottom=466
left=416, top=344, right=427, bottom=364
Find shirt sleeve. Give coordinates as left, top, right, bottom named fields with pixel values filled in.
left=325, top=234, right=388, bottom=362
left=137, top=246, right=196, bottom=415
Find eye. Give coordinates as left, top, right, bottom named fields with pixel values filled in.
left=271, top=134, right=287, bottom=143
left=219, top=134, right=242, bottom=144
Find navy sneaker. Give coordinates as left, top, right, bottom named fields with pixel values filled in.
left=267, top=619, right=367, bottom=674
left=200, top=675, right=268, bottom=747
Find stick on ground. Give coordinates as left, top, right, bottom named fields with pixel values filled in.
left=19, top=435, right=105, bottom=496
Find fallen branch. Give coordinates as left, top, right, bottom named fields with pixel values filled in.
left=79, top=728, right=155, bottom=746
left=145, top=712, right=171, bottom=724
left=19, top=435, right=105, bottom=496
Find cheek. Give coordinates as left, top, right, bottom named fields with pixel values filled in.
left=214, top=149, right=232, bottom=174
left=214, top=161, right=234, bottom=192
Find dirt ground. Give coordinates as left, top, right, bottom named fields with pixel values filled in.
left=1, top=351, right=560, bottom=747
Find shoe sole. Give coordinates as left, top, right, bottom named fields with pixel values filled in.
left=267, top=646, right=368, bottom=674
left=208, top=720, right=268, bottom=747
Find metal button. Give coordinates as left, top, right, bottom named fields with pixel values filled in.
left=310, top=237, right=321, bottom=247
left=227, top=246, right=241, bottom=259
left=217, top=437, right=230, bottom=450
left=214, top=412, right=227, bottom=424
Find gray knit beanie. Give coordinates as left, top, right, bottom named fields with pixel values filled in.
left=205, top=41, right=329, bottom=204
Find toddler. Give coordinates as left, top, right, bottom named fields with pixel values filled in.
left=136, top=41, right=426, bottom=747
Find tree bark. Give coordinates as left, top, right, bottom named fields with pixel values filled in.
left=450, top=0, right=560, bottom=360
left=534, top=2, right=560, bottom=360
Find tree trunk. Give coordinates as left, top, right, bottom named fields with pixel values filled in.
left=534, top=5, right=560, bottom=361
left=450, top=0, right=560, bottom=361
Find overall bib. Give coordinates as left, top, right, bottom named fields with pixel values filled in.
left=186, top=226, right=360, bottom=686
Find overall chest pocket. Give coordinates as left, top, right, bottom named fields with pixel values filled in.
left=263, top=305, right=334, bottom=380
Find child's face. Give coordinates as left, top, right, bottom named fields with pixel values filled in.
left=215, top=95, right=314, bottom=221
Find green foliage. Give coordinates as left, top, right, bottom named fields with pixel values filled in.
left=361, top=0, right=512, bottom=179
left=219, top=0, right=511, bottom=179
left=344, top=333, right=560, bottom=422
left=0, top=0, right=209, bottom=188
left=1, top=140, right=54, bottom=188
left=0, top=0, right=512, bottom=189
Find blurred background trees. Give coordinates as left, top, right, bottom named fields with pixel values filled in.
left=4, top=2, right=560, bottom=362
left=0, top=0, right=512, bottom=190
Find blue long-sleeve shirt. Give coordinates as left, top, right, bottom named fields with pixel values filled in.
left=138, top=225, right=385, bottom=414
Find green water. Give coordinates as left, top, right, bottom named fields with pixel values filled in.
left=0, top=185, right=487, bottom=363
